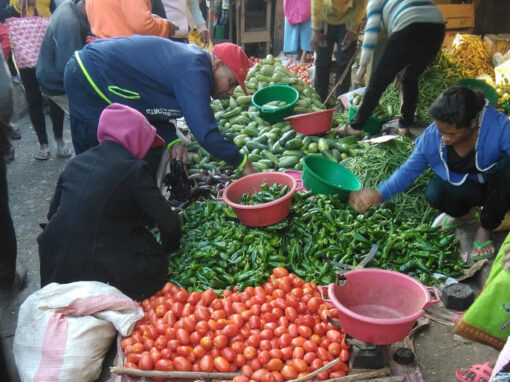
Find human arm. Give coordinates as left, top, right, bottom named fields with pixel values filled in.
left=359, top=0, right=382, bottom=67
left=189, top=0, right=208, bottom=43
left=150, top=0, right=167, bottom=19
left=120, top=0, right=170, bottom=38
left=310, top=0, right=323, bottom=50
left=345, top=0, right=366, bottom=34
left=131, top=163, right=181, bottom=253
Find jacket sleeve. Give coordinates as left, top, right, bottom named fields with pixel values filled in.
left=189, top=0, right=206, bottom=29
left=172, top=67, right=244, bottom=167
left=377, top=135, right=429, bottom=201
left=0, top=0, right=19, bottom=22
left=345, top=0, right=366, bottom=33
left=130, top=163, right=181, bottom=252
left=53, top=13, right=85, bottom=83
left=359, top=0, right=382, bottom=66
left=47, top=175, right=63, bottom=220
left=120, top=0, right=169, bottom=37
left=310, top=0, right=322, bottom=30
left=150, top=0, right=167, bottom=19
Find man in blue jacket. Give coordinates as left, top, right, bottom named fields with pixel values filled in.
left=64, top=35, right=255, bottom=176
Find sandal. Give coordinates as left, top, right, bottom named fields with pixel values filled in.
left=440, top=210, right=479, bottom=232
left=471, top=240, right=496, bottom=261
left=35, top=149, right=50, bottom=160
left=456, top=361, right=493, bottom=382
left=56, top=142, right=72, bottom=158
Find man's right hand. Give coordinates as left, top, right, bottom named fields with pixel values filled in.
left=170, top=141, right=188, bottom=163
left=242, top=160, right=256, bottom=176
left=167, top=21, right=179, bottom=37
left=349, top=189, right=382, bottom=213
left=310, top=30, right=323, bottom=51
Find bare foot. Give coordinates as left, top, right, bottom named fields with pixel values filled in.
left=472, top=226, right=495, bottom=259
left=440, top=208, right=478, bottom=231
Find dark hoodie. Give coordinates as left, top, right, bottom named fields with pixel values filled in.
left=38, top=104, right=181, bottom=300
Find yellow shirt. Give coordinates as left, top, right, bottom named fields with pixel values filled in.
left=10, top=0, right=51, bottom=18
left=311, top=0, right=366, bottom=33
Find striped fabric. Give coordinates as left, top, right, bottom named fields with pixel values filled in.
left=359, top=0, right=444, bottom=65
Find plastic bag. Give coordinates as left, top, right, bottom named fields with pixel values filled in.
left=13, top=281, right=143, bottom=382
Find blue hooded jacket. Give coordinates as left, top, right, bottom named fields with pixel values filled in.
left=378, top=105, right=510, bottom=200
left=75, top=35, right=243, bottom=167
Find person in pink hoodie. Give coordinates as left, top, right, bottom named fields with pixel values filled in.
left=37, top=103, right=181, bottom=301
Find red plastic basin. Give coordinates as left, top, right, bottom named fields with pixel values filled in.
left=218, top=172, right=297, bottom=227
left=284, top=109, right=335, bottom=135
left=320, top=269, right=439, bottom=344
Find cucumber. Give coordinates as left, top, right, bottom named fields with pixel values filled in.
left=258, top=159, right=275, bottom=169
left=278, top=156, right=300, bottom=169
left=246, top=141, right=267, bottom=151
left=282, top=150, right=304, bottom=158
left=318, top=138, right=329, bottom=152
left=222, top=107, right=242, bottom=119
left=278, top=130, right=296, bottom=146
left=248, top=153, right=262, bottom=162
left=243, top=126, right=260, bottom=137
left=261, top=150, right=279, bottom=165
left=236, top=95, right=253, bottom=105
left=230, top=115, right=250, bottom=125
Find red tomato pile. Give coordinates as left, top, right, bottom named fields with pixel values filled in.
left=248, top=56, right=263, bottom=68
left=121, top=267, right=350, bottom=381
left=286, top=64, right=313, bottom=85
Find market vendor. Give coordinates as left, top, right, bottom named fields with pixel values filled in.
left=349, top=86, right=510, bottom=260
left=337, top=0, right=445, bottom=137
left=64, top=35, right=255, bottom=176
left=38, top=104, right=181, bottom=301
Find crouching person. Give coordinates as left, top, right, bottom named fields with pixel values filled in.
left=38, top=104, right=181, bottom=300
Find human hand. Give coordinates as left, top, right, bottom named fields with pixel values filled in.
left=503, top=245, right=510, bottom=272
left=170, top=141, right=188, bottom=163
left=349, top=189, right=382, bottom=213
left=310, top=30, right=323, bottom=51
left=341, top=31, right=356, bottom=51
left=167, top=21, right=180, bottom=37
left=199, top=29, right=209, bottom=45
left=355, top=64, right=367, bottom=85
left=242, top=160, right=256, bottom=176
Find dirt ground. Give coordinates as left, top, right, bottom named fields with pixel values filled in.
left=0, top=84, right=504, bottom=381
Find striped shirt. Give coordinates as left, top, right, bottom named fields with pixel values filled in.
left=359, top=0, right=444, bottom=66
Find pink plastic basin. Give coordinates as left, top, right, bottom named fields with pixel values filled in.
left=284, top=109, right=335, bottom=135
left=283, top=170, right=306, bottom=191
left=320, top=269, right=439, bottom=344
left=217, top=172, right=297, bottom=227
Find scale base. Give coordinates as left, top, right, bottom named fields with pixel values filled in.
left=349, top=342, right=385, bottom=370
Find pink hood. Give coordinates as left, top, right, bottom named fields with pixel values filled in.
left=97, top=103, right=159, bottom=159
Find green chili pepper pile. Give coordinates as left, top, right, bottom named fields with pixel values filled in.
left=380, top=51, right=464, bottom=125
left=343, top=136, right=436, bottom=224
left=167, top=192, right=463, bottom=291
left=239, top=183, right=289, bottom=205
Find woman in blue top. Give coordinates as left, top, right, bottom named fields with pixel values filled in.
left=350, top=86, right=510, bottom=260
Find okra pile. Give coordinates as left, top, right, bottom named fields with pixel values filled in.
left=167, top=192, right=464, bottom=291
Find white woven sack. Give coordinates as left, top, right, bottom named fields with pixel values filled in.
left=13, top=281, right=144, bottom=382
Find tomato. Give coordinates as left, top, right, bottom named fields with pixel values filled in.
left=231, top=340, right=245, bottom=354
left=223, top=299, right=234, bottom=316
left=259, top=339, right=272, bottom=351
left=340, top=348, right=350, bottom=362
left=211, top=309, right=226, bottom=320
left=260, top=329, right=273, bottom=340
left=288, top=324, right=298, bottom=337
left=233, top=302, right=246, bottom=313
left=126, top=353, right=141, bottom=364
left=285, top=295, right=298, bottom=309
left=233, top=377, right=250, bottom=382
left=182, top=316, right=196, bottom=333
left=296, top=302, right=307, bottom=314
left=214, top=356, right=230, bottom=372
left=280, top=365, right=298, bottom=380
left=292, top=346, right=304, bottom=359
left=213, top=334, right=228, bottom=349
left=139, top=354, right=153, bottom=370
left=271, top=307, right=283, bottom=320
left=121, top=338, right=133, bottom=351
left=273, top=267, right=289, bottom=278
left=200, top=336, right=213, bottom=350
left=174, top=356, right=192, bottom=371
left=182, top=303, right=194, bottom=317
left=231, top=314, right=244, bottom=329
left=316, top=347, right=330, bottom=361
left=164, top=311, right=177, bottom=326
left=223, top=324, right=239, bottom=338
left=290, top=337, right=305, bottom=347
left=330, top=371, right=346, bottom=378
left=326, top=329, right=342, bottom=343
left=264, top=322, right=278, bottom=332
left=221, top=347, right=236, bottom=362
left=155, top=304, right=167, bottom=318
left=310, top=358, right=323, bottom=371
left=316, top=370, right=330, bottom=380
left=320, top=338, right=330, bottom=349
left=241, top=364, right=254, bottom=378
left=250, top=358, right=263, bottom=371
left=266, top=358, right=284, bottom=372
left=307, top=297, right=320, bottom=313
left=303, top=340, right=317, bottom=353
left=187, top=291, right=201, bottom=305
left=201, top=289, right=218, bottom=306
left=124, top=361, right=138, bottom=369
left=154, top=336, right=167, bottom=351
left=272, top=370, right=284, bottom=382
left=290, top=288, right=303, bottom=299
left=313, top=323, right=326, bottom=336
left=243, top=345, right=257, bottom=360
left=167, top=339, right=179, bottom=351
left=291, top=359, right=307, bottom=373
left=234, top=353, right=246, bottom=367
left=261, top=372, right=277, bottom=382
left=144, top=338, right=155, bottom=351
left=176, top=328, right=189, bottom=345
left=279, top=333, right=292, bottom=348
left=246, top=334, right=261, bottom=347
left=284, top=307, right=297, bottom=322
left=258, top=350, right=271, bottom=365
left=252, top=368, right=270, bottom=382
left=155, top=358, right=174, bottom=371
left=328, top=342, right=341, bottom=356
left=272, top=289, right=285, bottom=299
left=176, top=345, right=193, bottom=357
left=303, top=351, right=316, bottom=365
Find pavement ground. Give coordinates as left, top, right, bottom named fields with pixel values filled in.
left=0, top=84, right=504, bottom=381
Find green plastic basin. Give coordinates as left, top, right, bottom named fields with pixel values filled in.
left=348, top=103, right=391, bottom=134
left=252, top=84, right=300, bottom=123
left=302, top=155, right=363, bottom=200
left=456, top=78, right=499, bottom=105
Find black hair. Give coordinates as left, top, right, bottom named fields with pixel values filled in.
left=428, top=86, right=486, bottom=129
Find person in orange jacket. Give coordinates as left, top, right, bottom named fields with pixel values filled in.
left=86, top=0, right=179, bottom=39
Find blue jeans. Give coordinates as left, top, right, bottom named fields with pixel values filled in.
left=313, top=24, right=356, bottom=101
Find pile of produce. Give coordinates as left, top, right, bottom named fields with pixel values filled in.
left=285, top=63, right=312, bottom=85
left=380, top=51, right=464, bottom=124
left=444, top=34, right=495, bottom=79
left=350, top=93, right=392, bottom=120
left=167, top=192, right=463, bottom=291
left=186, top=55, right=364, bottom=175
left=248, top=56, right=263, bottom=68
left=343, top=136, right=436, bottom=224
left=239, top=183, right=288, bottom=205
left=121, top=268, right=351, bottom=380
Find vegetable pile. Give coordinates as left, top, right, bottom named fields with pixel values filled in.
left=239, top=183, right=289, bottom=206
left=342, top=136, right=436, bottom=224
left=285, top=63, right=312, bottom=85
left=444, top=34, right=495, bottom=79
left=186, top=55, right=364, bottom=176
left=167, top=193, right=463, bottom=291
left=122, top=268, right=351, bottom=380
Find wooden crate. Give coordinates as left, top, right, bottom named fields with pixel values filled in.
left=437, top=4, right=475, bottom=30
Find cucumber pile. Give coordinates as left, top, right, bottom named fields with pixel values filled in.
left=186, top=55, right=363, bottom=175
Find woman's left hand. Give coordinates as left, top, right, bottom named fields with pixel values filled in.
left=199, top=30, right=209, bottom=45
left=349, top=189, right=382, bottom=213
left=502, top=245, right=510, bottom=272
left=355, top=64, right=367, bottom=86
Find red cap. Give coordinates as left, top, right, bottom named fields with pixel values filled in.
left=212, top=43, right=249, bottom=95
